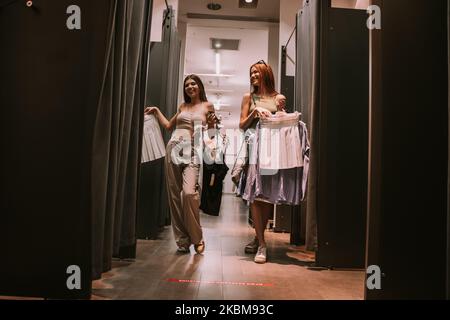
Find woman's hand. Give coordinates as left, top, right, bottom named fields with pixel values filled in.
left=254, top=107, right=272, bottom=119
left=207, top=111, right=220, bottom=127
left=144, top=106, right=159, bottom=115
left=275, top=95, right=286, bottom=112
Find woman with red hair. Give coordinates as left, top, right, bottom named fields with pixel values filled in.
left=239, top=60, right=286, bottom=263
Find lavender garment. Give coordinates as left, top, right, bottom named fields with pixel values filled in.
left=242, top=120, right=310, bottom=205
left=245, top=164, right=304, bottom=205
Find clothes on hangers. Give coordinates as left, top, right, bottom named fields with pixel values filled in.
left=242, top=114, right=310, bottom=206
left=141, top=114, right=166, bottom=163
left=200, top=132, right=229, bottom=216
left=200, top=160, right=229, bottom=216
left=234, top=129, right=255, bottom=198
left=258, top=112, right=303, bottom=171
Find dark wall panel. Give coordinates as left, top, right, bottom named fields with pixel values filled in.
left=0, top=0, right=111, bottom=298
left=137, top=159, right=164, bottom=239
left=281, top=46, right=296, bottom=113
left=316, top=8, right=369, bottom=269
left=367, top=0, right=448, bottom=299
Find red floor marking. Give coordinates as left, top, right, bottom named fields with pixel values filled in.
left=166, top=278, right=274, bottom=287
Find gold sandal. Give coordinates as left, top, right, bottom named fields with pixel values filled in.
left=194, top=241, right=205, bottom=254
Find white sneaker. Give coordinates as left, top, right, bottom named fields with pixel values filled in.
left=254, top=246, right=267, bottom=264
left=177, top=246, right=190, bottom=253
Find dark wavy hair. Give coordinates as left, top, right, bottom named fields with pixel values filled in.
left=183, top=74, right=208, bottom=104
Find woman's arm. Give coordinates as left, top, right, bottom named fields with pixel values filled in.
left=239, top=93, right=271, bottom=130
left=144, top=105, right=180, bottom=131
left=239, top=93, right=255, bottom=130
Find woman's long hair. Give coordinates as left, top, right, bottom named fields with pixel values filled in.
left=250, top=61, right=278, bottom=96
left=183, top=74, right=208, bottom=104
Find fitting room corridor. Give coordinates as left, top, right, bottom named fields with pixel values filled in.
left=92, top=195, right=364, bottom=300
left=2, top=0, right=447, bottom=302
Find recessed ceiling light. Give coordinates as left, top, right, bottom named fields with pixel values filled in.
left=239, top=0, right=258, bottom=8
left=210, top=38, right=240, bottom=51
left=207, top=3, right=221, bottom=10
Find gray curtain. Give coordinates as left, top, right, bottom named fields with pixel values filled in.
left=91, top=0, right=151, bottom=280
left=295, top=0, right=320, bottom=251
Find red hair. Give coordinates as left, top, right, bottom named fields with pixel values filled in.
left=250, top=61, right=278, bottom=96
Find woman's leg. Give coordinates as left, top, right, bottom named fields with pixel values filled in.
left=165, top=144, right=190, bottom=248
left=261, top=202, right=274, bottom=245
left=181, top=163, right=203, bottom=246
left=250, top=200, right=273, bottom=248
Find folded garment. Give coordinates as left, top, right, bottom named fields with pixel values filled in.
left=258, top=112, right=303, bottom=171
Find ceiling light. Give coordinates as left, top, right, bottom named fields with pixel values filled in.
left=239, top=0, right=258, bottom=8
left=207, top=3, right=221, bottom=10
left=215, top=52, right=221, bottom=75
left=210, top=38, right=240, bottom=51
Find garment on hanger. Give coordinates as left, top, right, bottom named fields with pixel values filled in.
left=234, top=134, right=250, bottom=198
left=141, top=114, right=166, bottom=163
left=200, top=160, right=229, bottom=216
left=200, top=133, right=229, bottom=216
left=242, top=114, right=310, bottom=206
left=258, top=112, right=303, bottom=171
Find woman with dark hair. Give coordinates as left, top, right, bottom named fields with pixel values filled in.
left=145, top=74, right=218, bottom=254
left=239, top=60, right=286, bottom=263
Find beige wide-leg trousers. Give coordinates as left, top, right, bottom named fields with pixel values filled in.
left=165, top=140, right=203, bottom=248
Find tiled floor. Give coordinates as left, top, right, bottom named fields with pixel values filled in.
left=92, top=194, right=365, bottom=300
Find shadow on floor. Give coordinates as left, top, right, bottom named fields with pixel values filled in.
left=237, top=245, right=316, bottom=268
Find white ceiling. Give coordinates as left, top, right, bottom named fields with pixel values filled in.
left=179, top=0, right=280, bottom=22
left=184, top=25, right=269, bottom=128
